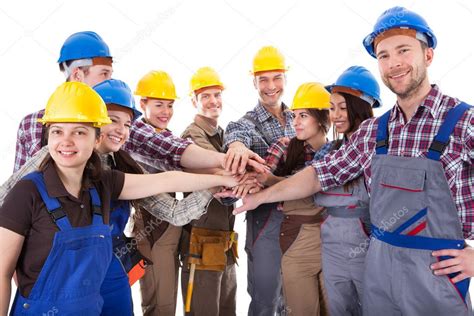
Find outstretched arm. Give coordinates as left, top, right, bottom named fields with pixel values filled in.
left=233, top=166, right=321, bottom=214
left=136, top=190, right=214, bottom=226
left=180, top=143, right=265, bottom=174
left=119, top=171, right=238, bottom=201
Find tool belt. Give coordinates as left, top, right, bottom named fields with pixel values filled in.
left=187, top=226, right=238, bottom=272
left=279, top=213, right=324, bottom=254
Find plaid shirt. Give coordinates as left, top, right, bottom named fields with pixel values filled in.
left=312, top=85, right=474, bottom=239
left=1, top=146, right=211, bottom=226
left=265, top=139, right=332, bottom=210
left=123, top=119, right=191, bottom=171
left=14, top=110, right=45, bottom=172
left=224, top=102, right=295, bottom=157
left=265, top=139, right=332, bottom=174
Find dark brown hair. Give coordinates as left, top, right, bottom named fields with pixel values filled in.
left=332, top=92, right=373, bottom=150
left=331, top=92, right=373, bottom=191
left=276, top=108, right=330, bottom=176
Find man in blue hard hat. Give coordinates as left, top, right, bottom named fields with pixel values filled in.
left=234, top=7, right=473, bottom=315
left=14, top=31, right=114, bottom=171
left=58, top=31, right=113, bottom=87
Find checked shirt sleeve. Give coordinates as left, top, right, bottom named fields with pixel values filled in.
left=124, top=120, right=192, bottom=171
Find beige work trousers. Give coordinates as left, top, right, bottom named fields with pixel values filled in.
left=281, top=223, right=328, bottom=316
left=139, top=224, right=182, bottom=316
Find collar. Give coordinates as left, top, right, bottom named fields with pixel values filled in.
left=391, top=84, right=444, bottom=122
left=43, top=162, right=92, bottom=198
left=141, top=117, right=171, bottom=134
left=194, top=114, right=221, bottom=137
left=254, top=101, right=292, bottom=124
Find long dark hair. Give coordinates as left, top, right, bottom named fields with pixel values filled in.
left=331, top=92, right=373, bottom=191
left=276, top=108, right=330, bottom=177
left=332, top=92, right=373, bottom=150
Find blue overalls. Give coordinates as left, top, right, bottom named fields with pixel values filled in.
left=363, top=102, right=472, bottom=315
left=10, top=172, right=112, bottom=316
left=100, top=200, right=133, bottom=316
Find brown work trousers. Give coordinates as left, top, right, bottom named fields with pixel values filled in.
left=181, top=259, right=237, bottom=316
left=139, top=224, right=182, bottom=316
left=281, top=222, right=328, bottom=316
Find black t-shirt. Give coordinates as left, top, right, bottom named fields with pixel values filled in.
left=0, top=162, right=125, bottom=297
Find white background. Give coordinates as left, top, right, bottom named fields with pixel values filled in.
left=1, top=1, right=473, bottom=315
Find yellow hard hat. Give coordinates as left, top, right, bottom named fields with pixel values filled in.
left=291, top=82, right=331, bottom=111
left=252, top=46, right=287, bottom=75
left=39, top=82, right=111, bottom=127
left=135, top=70, right=178, bottom=100
left=189, top=67, right=224, bottom=95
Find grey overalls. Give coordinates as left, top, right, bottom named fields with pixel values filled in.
left=363, top=103, right=472, bottom=315
left=315, top=176, right=370, bottom=316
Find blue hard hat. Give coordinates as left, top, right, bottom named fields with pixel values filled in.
left=326, top=66, right=382, bottom=108
left=58, top=31, right=112, bottom=63
left=93, top=79, right=141, bottom=120
left=363, top=6, right=437, bottom=58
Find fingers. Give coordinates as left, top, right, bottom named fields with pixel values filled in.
left=214, top=190, right=236, bottom=199
left=223, top=151, right=233, bottom=171
left=432, top=249, right=462, bottom=257
left=236, top=153, right=249, bottom=174
left=432, top=264, right=463, bottom=276
left=248, top=185, right=262, bottom=194
left=451, top=272, right=470, bottom=283
left=233, top=205, right=249, bottom=215
left=431, top=257, right=460, bottom=270
left=248, top=151, right=265, bottom=164
left=247, top=159, right=266, bottom=174
left=230, top=154, right=242, bottom=175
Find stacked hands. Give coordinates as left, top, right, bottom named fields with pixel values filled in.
left=216, top=146, right=268, bottom=201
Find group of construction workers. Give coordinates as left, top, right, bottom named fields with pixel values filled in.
left=0, top=5, right=472, bottom=316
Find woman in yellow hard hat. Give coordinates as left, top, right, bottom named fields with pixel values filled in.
left=134, top=70, right=185, bottom=316
left=256, top=82, right=332, bottom=315
left=0, top=82, right=239, bottom=315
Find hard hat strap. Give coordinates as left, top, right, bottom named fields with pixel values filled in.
left=62, top=57, right=113, bottom=78
left=62, top=59, right=93, bottom=78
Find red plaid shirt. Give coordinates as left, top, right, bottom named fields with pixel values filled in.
left=265, top=139, right=322, bottom=174
left=123, top=119, right=191, bottom=171
left=14, top=110, right=191, bottom=172
left=14, top=110, right=45, bottom=172
left=312, top=85, right=474, bottom=239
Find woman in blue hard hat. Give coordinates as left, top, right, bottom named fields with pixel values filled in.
left=0, top=81, right=239, bottom=315
left=92, top=79, right=144, bottom=316
left=313, top=66, right=380, bottom=316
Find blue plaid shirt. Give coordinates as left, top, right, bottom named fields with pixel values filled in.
left=224, top=102, right=295, bottom=156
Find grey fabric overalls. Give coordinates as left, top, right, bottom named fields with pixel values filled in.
left=315, top=176, right=370, bottom=316
left=363, top=103, right=472, bottom=316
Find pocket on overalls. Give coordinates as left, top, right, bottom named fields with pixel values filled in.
left=434, top=255, right=471, bottom=307
left=56, top=242, right=110, bottom=297
left=377, top=167, right=427, bottom=233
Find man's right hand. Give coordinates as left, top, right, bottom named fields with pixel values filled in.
left=224, top=142, right=265, bottom=174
